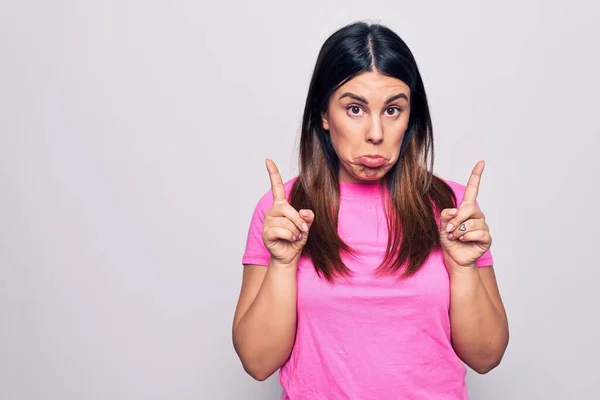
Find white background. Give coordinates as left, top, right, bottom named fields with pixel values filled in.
left=1, top=0, right=599, bottom=398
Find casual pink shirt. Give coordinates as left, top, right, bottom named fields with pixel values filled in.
left=242, top=177, right=493, bottom=400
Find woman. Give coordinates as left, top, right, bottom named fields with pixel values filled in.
left=232, top=21, right=509, bottom=399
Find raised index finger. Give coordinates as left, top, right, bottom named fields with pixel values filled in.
left=265, top=158, right=286, bottom=203
left=462, top=160, right=485, bottom=205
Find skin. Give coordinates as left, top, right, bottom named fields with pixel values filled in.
left=438, top=160, right=509, bottom=373
left=232, top=160, right=314, bottom=381
left=233, top=71, right=509, bottom=380
left=321, top=71, right=411, bottom=183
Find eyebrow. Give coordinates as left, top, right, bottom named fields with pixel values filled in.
left=338, top=92, right=408, bottom=104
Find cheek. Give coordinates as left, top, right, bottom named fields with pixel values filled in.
left=329, top=132, right=351, bottom=159
left=329, top=119, right=362, bottom=153
left=384, top=123, right=409, bottom=161
left=393, top=118, right=410, bottom=142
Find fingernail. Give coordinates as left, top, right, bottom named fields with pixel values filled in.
left=446, top=223, right=454, bottom=232
left=447, top=233, right=453, bottom=240
left=298, top=233, right=303, bottom=240
left=449, top=209, right=457, bottom=216
left=301, top=210, right=309, bottom=217
left=302, top=223, right=309, bottom=232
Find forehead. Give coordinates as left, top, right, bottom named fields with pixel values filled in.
left=335, top=71, right=410, bottom=100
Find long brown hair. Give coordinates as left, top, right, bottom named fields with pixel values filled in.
left=289, top=22, right=457, bottom=281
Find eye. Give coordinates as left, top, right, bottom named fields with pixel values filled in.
left=385, top=107, right=401, bottom=116
left=347, top=105, right=364, bottom=116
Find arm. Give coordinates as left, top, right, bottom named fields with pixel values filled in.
left=232, top=261, right=298, bottom=381
left=233, top=158, right=313, bottom=381
left=449, top=265, right=509, bottom=374
left=442, top=162, right=509, bottom=373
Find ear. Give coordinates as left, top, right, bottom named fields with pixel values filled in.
left=321, top=111, right=330, bottom=131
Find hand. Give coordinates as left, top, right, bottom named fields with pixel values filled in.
left=262, top=158, right=315, bottom=266
left=439, top=160, right=492, bottom=270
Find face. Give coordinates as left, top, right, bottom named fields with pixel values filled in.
left=321, top=71, right=411, bottom=183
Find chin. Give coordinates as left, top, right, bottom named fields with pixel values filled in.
left=358, top=174, right=383, bottom=181
left=340, top=162, right=390, bottom=183
left=353, top=169, right=388, bottom=182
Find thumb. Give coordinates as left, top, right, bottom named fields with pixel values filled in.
left=439, top=208, right=457, bottom=232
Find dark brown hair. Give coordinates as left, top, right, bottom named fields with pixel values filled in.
left=289, top=21, right=457, bottom=282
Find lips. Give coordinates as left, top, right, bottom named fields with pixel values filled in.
left=359, top=155, right=386, bottom=168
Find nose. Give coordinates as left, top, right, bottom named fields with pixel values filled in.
left=366, top=116, right=383, bottom=144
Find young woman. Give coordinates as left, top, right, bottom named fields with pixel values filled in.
left=233, top=21, right=509, bottom=399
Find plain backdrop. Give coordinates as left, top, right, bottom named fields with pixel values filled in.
left=1, top=0, right=599, bottom=399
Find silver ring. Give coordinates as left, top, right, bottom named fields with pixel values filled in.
left=458, top=223, right=467, bottom=232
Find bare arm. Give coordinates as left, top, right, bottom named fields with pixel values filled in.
left=441, top=162, right=509, bottom=373
left=232, top=261, right=298, bottom=381
left=449, top=265, right=509, bottom=374
left=233, top=159, right=313, bottom=381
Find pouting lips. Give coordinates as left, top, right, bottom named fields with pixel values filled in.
left=358, top=156, right=386, bottom=168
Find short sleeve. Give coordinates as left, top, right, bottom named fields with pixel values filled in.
left=241, top=176, right=298, bottom=267
left=445, top=180, right=494, bottom=268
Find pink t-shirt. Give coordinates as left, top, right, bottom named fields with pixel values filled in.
left=242, top=177, right=493, bottom=400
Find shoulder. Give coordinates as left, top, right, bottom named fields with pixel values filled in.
left=439, top=178, right=468, bottom=204
left=442, top=179, right=466, bottom=193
